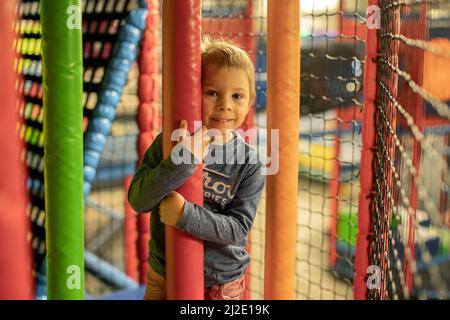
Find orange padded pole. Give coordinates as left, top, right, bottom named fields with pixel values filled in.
left=264, top=0, right=300, bottom=299
left=162, top=0, right=204, bottom=299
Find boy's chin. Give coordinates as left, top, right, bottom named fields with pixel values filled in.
left=206, top=123, right=235, bottom=133
left=208, top=126, right=235, bottom=135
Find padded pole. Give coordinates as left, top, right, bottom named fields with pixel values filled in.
left=0, top=0, right=34, bottom=300
left=354, top=0, right=379, bottom=300
left=163, top=0, right=204, bottom=299
left=264, top=0, right=300, bottom=299
left=41, top=0, right=84, bottom=299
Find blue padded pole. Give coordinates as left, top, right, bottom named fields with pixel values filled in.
left=83, top=8, right=148, bottom=197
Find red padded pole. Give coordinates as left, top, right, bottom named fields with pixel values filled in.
left=163, top=0, right=204, bottom=299
left=0, top=0, right=34, bottom=299
left=354, top=0, right=379, bottom=300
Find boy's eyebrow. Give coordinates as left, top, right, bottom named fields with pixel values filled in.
left=203, top=84, right=247, bottom=92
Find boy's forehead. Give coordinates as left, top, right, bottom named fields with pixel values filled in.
left=203, top=65, right=249, bottom=85
left=204, top=63, right=243, bottom=74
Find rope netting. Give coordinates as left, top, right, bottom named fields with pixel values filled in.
left=369, top=0, right=450, bottom=299
left=297, top=0, right=366, bottom=300
left=16, top=0, right=145, bottom=296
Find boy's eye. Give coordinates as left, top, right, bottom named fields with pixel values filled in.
left=206, top=90, right=217, bottom=97
left=232, top=93, right=243, bottom=100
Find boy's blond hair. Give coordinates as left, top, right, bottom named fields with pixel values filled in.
left=201, top=36, right=255, bottom=103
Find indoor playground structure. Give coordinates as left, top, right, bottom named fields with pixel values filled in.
left=0, top=0, right=449, bottom=300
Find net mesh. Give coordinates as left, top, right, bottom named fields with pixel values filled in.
left=296, top=0, right=366, bottom=300
left=370, top=0, right=450, bottom=299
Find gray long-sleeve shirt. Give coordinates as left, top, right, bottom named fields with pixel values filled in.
left=128, top=130, right=265, bottom=286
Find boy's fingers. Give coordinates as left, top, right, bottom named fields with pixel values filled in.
left=201, top=126, right=215, bottom=144
left=177, top=120, right=188, bottom=143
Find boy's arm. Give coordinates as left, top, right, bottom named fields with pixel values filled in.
left=128, top=132, right=197, bottom=213
left=175, top=163, right=265, bottom=245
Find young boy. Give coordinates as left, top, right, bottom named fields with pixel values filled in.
left=128, top=37, right=265, bottom=300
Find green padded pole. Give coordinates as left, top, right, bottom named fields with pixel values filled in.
left=41, top=0, right=84, bottom=299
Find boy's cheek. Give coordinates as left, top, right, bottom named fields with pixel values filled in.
left=201, top=103, right=211, bottom=125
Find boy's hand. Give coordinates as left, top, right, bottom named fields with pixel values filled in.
left=159, top=191, right=185, bottom=227
left=175, top=119, right=214, bottom=162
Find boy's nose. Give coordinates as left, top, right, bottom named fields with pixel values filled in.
left=217, top=104, right=232, bottom=111
left=217, top=97, right=232, bottom=111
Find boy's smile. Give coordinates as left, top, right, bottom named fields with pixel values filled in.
left=202, top=65, right=252, bottom=143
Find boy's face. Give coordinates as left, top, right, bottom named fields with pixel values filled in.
left=202, top=64, right=252, bottom=138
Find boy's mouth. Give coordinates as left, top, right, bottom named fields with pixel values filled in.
left=211, top=117, right=234, bottom=123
